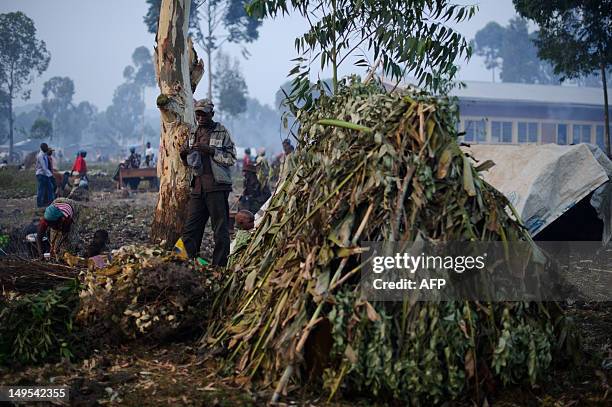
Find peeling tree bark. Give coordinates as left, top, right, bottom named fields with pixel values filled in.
left=151, top=0, right=204, bottom=246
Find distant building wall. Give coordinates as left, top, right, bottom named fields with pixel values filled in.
left=458, top=99, right=607, bottom=149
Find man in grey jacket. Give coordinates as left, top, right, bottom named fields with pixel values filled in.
left=180, top=98, right=237, bottom=266
left=35, top=143, right=54, bottom=208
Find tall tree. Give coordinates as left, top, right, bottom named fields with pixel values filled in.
left=41, top=76, right=95, bottom=147
left=106, top=82, right=145, bottom=146
left=131, top=46, right=157, bottom=89
left=144, top=0, right=262, bottom=99
left=514, top=0, right=612, bottom=157
left=500, top=18, right=551, bottom=83
left=471, top=22, right=505, bottom=82
left=123, top=46, right=156, bottom=147
left=248, top=0, right=474, bottom=106
left=150, top=0, right=204, bottom=245
left=214, top=52, right=248, bottom=117
left=41, top=76, right=74, bottom=143
left=471, top=17, right=560, bottom=84
left=0, top=12, right=50, bottom=161
left=0, top=90, right=9, bottom=144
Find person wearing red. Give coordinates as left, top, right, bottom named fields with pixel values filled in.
left=242, top=148, right=253, bottom=170
left=72, top=150, right=87, bottom=177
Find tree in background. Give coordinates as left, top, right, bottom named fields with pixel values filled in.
left=130, top=46, right=157, bottom=89
left=41, top=77, right=95, bottom=148
left=106, top=82, right=145, bottom=147
left=144, top=0, right=262, bottom=99
left=41, top=76, right=74, bottom=143
left=30, top=117, right=53, bottom=140
left=122, top=46, right=156, bottom=147
left=66, top=101, right=97, bottom=146
left=214, top=52, right=248, bottom=118
left=0, top=12, right=50, bottom=161
left=501, top=18, right=558, bottom=84
left=0, top=90, right=9, bottom=144
left=514, top=0, right=612, bottom=157
left=471, top=22, right=504, bottom=82
left=248, top=0, right=474, bottom=107
left=472, top=17, right=559, bottom=84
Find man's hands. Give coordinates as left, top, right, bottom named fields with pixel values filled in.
left=192, top=143, right=215, bottom=155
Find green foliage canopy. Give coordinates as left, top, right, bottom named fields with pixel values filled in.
left=247, top=0, right=475, bottom=103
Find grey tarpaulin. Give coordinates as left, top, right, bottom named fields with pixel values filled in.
left=464, top=143, right=612, bottom=244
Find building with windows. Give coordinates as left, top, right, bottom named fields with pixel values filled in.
left=452, top=81, right=609, bottom=149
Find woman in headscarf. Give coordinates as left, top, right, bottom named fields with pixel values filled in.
left=36, top=197, right=81, bottom=258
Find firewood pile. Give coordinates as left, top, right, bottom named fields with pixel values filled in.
left=0, top=256, right=80, bottom=294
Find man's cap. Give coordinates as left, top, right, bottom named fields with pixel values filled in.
left=194, top=98, right=214, bottom=113
left=40, top=143, right=49, bottom=152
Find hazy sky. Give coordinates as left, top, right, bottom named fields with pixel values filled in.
left=1, top=0, right=519, bottom=110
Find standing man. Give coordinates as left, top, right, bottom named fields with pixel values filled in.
left=180, top=98, right=236, bottom=266
left=145, top=142, right=155, bottom=167
left=35, top=143, right=54, bottom=208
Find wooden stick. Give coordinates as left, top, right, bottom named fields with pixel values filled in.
left=270, top=202, right=374, bottom=403
left=363, top=56, right=383, bottom=84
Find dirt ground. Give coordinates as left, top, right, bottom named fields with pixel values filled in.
left=0, top=168, right=611, bottom=406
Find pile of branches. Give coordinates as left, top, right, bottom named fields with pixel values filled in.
left=0, top=256, right=80, bottom=294
left=0, top=280, right=81, bottom=365
left=77, top=245, right=226, bottom=344
left=202, top=81, right=579, bottom=403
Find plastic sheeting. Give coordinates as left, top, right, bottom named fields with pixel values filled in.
left=465, top=143, right=612, bottom=243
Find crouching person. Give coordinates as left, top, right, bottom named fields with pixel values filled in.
left=180, top=98, right=236, bottom=266
left=36, top=198, right=81, bottom=259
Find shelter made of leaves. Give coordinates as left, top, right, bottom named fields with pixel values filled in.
left=202, top=80, right=578, bottom=403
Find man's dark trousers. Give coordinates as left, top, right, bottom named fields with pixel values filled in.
left=182, top=191, right=231, bottom=266
left=36, top=174, right=53, bottom=208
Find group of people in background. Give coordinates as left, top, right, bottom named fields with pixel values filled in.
left=31, top=105, right=294, bottom=268
left=35, top=143, right=91, bottom=209
left=239, top=138, right=294, bottom=215
left=112, top=142, right=157, bottom=190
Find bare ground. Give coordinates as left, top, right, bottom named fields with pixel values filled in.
left=0, top=170, right=610, bottom=406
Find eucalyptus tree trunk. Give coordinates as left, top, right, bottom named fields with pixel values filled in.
left=150, top=0, right=204, bottom=246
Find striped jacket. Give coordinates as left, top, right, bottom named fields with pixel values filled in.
left=187, top=122, right=237, bottom=184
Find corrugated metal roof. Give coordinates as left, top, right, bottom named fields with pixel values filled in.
left=450, top=81, right=609, bottom=107
left=382, top=79, right=610, bottom=107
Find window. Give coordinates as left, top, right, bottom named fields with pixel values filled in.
left=572, top=125, right=580, bottom=144
left=573, top=124, right=592, bottom=144
left=596, top=125, right=605, bottom=150
left=557, top=124, right=568, bottom=145
left=464, top=119, right=486, bottom=143
left=491, top=121, right=512, bottom=143
left=582, top=125, right=592, bottom=143
left=542, top=123, right=556, bottom=144
left=518, top=122, right=538, bottom=143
